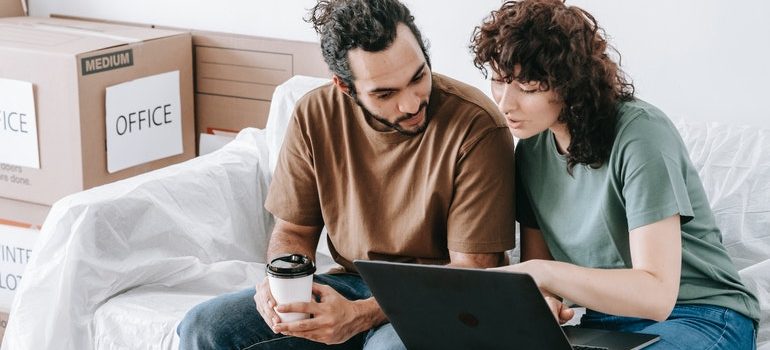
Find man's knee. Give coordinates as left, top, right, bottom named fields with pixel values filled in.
left=177, top=302, right=221, bottom=348
left=177, top=289, right=273, bottom=349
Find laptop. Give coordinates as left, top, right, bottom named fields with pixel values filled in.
left=354, top=260, right=659, bottom=350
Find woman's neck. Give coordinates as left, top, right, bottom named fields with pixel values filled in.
left=550, top=123, right=571, bottom=155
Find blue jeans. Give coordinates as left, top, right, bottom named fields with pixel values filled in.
left=578, top=304, right=757, bottom=349
left=177, top=273, right=406, bottom=350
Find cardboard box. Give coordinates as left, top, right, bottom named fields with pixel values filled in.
left=0, top=0, right=24, bottom=18
left=0, top=17, right=195, bottom=206
left=0, top=223, right=38, bottom=310
left=193, top=32, right=328, bottom=135
left=49, top=14, right=330, bottom=152
left=0, top=197, right=45, bottom=312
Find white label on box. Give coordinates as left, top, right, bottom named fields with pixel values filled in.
left=0, top=78, right=40, bottom=169
left=105, top=70, right=183, bottom=173
left=0, top=223, right=39, bottom=309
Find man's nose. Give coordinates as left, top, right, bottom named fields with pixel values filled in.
left=398, top=91, right=421, bottom=115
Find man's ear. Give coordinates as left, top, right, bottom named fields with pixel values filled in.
left=332, top=75, right=351, bottom=95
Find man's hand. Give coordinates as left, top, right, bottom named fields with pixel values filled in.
left=543, top=294, right=575, bottom=324
left=254, top=277, right=281, bottom=332
left=272, top=283, right=371, bottom=344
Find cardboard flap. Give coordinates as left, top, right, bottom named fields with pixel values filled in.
left=0, top=17, right=186, bottom=55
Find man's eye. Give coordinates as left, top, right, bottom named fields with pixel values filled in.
left=376, top=92, right=394, bottom=100
left=521, top=88, right=538, bottom=94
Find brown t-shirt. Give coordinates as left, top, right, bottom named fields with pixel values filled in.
left=264, top=73, right=516, bottom=271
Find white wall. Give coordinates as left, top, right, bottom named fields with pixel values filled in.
left=31, top=0, right=770, bottom=127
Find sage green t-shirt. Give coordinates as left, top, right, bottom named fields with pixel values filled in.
left=516, top=99, right=760, bottom=324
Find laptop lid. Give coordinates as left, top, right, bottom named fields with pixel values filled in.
left=354, top=260, right=659, bottom=350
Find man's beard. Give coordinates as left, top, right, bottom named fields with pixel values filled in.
left=355, top=99, right=430, bottom=136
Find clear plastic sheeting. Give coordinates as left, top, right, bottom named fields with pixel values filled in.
left=1, top=75, right=331, bottom=350
left=674, top=119, right=770, bottom=348
left=2, top=131, right=272, bottom=350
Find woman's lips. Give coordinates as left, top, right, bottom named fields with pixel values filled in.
left=506, top=118, right=523, bottom=129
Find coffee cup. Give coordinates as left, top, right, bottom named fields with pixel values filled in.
left=266, top=254, right=316, bottom=322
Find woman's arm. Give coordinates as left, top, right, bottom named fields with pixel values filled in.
left=500, top=215, right=682, bottom=321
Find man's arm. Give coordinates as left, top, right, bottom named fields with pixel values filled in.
left=448, top=250, right=505, bottom=268
left=445, top=127, right=517, bottom=268
left=265, top=219, right=323, bottom=262
left=518, top=225, right=574, bottom=324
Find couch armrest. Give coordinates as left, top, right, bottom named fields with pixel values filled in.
left=2, top=128, right=273, bottom=350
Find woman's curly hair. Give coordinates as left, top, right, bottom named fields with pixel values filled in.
left=471, top=0, right=634, bottom=173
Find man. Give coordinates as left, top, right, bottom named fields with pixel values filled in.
left=177, top=0, right=515, bottom=349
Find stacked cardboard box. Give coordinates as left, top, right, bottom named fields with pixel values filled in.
left=48, top=15, right=331, bottom=154
left=0, top=16, right=195, bottom=206
left=192, top=31, right=328, bottom=134
left=0, top=17, right=196, bottom=315
left=0, top=0, right=24, bottom=18
left=193, top=31, right=329, bottom=154
left=0, top=187, right=47, bottom=344
left=0, top=198, right=44, bottom=320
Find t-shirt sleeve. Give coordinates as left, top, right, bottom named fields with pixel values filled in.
left=619, top=117, right=694, bottom=230
left=514, top=149, right=540, bottom=229
left=446, top=127, right=517, bottom=253
left=264, top=114, right=324, bottom=226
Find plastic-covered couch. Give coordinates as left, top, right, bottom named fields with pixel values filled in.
left=3, top=76, right=768, bottom=349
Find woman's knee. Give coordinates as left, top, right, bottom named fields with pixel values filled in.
left=642, top=305, right=755, bottom=350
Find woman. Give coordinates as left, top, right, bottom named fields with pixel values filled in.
left=470, top=1, right=759, bottom=348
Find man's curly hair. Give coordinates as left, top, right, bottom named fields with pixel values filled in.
left=471, top=0, right=634, bottom=173
left=306, top=0, right=431, bottom=98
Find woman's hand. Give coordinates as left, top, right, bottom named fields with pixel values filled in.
left=543, top=293, right=575, bottom=324
left=491, top=261, right=574, bottom=323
